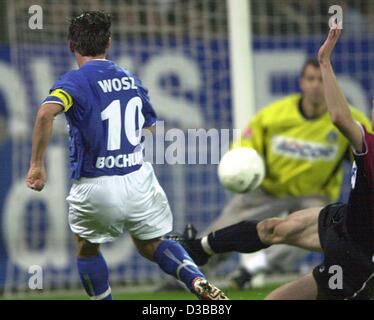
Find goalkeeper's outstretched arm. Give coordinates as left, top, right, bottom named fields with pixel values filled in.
left=318, top=26, right=364, bottom=153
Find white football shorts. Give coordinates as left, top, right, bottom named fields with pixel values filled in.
left=67, top=162, right=173, bottom=243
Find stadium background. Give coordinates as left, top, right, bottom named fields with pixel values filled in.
left=0, top=0, right=373, bottom=297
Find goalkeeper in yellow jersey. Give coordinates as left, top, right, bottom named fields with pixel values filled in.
left=179, top=58, right=372, bottom=290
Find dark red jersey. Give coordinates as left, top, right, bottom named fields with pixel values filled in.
left=346, top=126, right=374, bottom=247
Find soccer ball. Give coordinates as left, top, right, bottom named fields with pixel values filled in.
left=218, top=147, right=265, bottom=193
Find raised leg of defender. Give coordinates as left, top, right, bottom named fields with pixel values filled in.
left=182, top=207, right=322, bottom=266
left=250, top=208, right=321, bottom=300
left=180, top=208, right=322, bottom=299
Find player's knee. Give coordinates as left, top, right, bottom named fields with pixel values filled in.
left=257, top=218, right=288, bottom=244
left=271, top=223, right=290, bottom=244
left=75, top=236, right=100, bottom=258
left=137, top=246, right=154, bottom=261
left=134, top=238, right=161, bottom=261
left=257, top=219, right=280, bottom=244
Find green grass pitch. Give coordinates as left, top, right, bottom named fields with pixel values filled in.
left=2, top=285, right=280, bottom=300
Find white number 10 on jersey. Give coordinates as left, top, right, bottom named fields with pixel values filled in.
left=101, top=97, right=145, bottom=151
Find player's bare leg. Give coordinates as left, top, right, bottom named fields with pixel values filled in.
left=257, top=207, right=322, bottom=252
left=74, top=234, right=100, bottom=258
left=132, top=236, right=228, bottom=300
left=265, top=273, right=318, bottom=300
left=234, top=196, right=327, bottom=289
left=262, top=208, right=331, bottom=300
left=202, top=190, right=295, bottom=235
left=73, top=234, right=112, bottom=300
left=178, top=207, right=322, bottom=270
left=131, top=237, right=163, bottom=261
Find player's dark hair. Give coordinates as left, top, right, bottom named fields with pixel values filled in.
left=68, top=11, right=111, bottom=56
left=300, top=58, right=320, bottom=77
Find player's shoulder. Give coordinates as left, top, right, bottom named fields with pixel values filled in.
left=120, top=65, right=135, bottom=77
left=119, top=66, right=150, bottom=96
left=60, top=69, right=81, bottom=81
left=349, top=106, right=372, bottom=132
left=121, top=67, right=145, bottom=87
left=352, top=123, right=374, bottom=158
left=362, top=125, right=374, bottom=141
left=50, top=69, right=87, bottom=103
left=53, top=69, right=83, bottom=89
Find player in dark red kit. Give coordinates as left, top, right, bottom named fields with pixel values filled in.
left=310, top=25, right=374, bottom=300
left=177, top=26, right=374, bottom=299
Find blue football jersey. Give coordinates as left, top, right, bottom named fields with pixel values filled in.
left=43, top=60, right=157, bottom=179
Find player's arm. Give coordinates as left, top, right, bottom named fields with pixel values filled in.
left=26, top=103, right=63, bottom=191
left=318, top=27, right=364, bottom=153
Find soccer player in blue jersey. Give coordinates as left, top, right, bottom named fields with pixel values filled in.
left=25, top=11, right=227, bottom=300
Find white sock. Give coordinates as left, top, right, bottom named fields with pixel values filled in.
left=201, top=236, right=215, bottom=256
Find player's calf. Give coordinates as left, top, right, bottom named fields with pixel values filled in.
left=134, top=236, right=229, bottom=299
left=173, top=221, right=271, bottom=267
left=74, top=235, right=112, bottom=300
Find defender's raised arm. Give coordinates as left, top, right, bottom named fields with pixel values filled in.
left=318, top=27, right=365, bottom=153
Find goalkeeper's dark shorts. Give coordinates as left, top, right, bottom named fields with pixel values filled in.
left=313, top=203, right=374, bottom=300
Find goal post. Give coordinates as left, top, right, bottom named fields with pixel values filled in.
left=227, top=0, right=256, bottom=131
